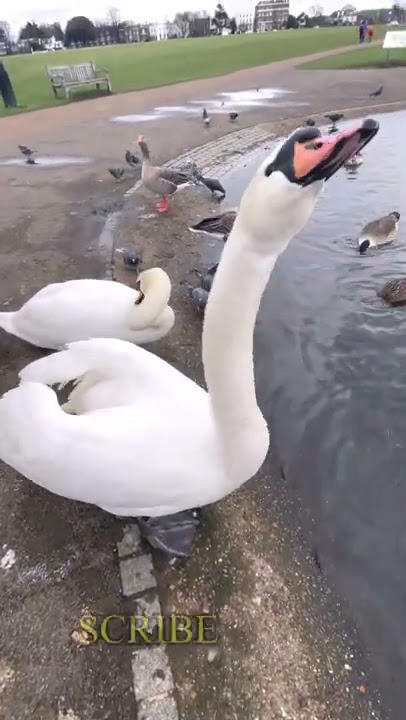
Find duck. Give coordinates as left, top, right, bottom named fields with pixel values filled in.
left=378, top=279, right=406, bottom=306
left=189, top=209, right=237, bottom=241
left=0, top=119, right=379, bottom=558
left=0, top=268, right=174, bottom=350
left=344, top=152, right=363, bottom=169
left=358, top=211, right=400, bottom=254
left=137, top=135, right=196, bottom=213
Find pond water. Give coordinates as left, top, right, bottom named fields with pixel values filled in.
left=220, top=110, right=406, bottom=720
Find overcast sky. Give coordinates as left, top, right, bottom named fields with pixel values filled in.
left=5, top=0, right=391, bottom=35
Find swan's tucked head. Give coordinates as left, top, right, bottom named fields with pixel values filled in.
left=237, top=119, right=379, bottom=256
left=134, top=268, right=171, bottom=306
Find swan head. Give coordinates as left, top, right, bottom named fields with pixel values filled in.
left=237, top=119, right=379, bottom=256
left=134, top=268, right=171, bottom=307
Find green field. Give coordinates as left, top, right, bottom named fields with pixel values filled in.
left=302, top=32, right=406, bottom=69
left=0, top=27, right=370, bottom=116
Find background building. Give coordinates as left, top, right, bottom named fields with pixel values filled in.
left=236, top=11, right=254, bottom=31
left=254, top=0, right=289, bottom=31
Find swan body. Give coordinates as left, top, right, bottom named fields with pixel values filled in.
left=358, top=211, right=400, bottom=254
left=0, top=119, right=379, bottom=550
left=0, top=269, right=174, bottom=350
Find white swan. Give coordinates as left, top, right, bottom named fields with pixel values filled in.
left=0, top=120, right=379, bottom=557
left=0, top=268, right=174, bottom=349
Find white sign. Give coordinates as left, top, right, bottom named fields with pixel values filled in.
left=383, top=31, right=406, bottom=49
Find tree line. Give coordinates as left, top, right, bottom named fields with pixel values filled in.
left=0, top=3, right=237, bottom=50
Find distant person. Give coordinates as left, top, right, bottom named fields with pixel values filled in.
left=358, top=21, right=365, bottom=43
left=0, top=61, right=17, bottom=108
left=368, top=26, right=374, bottom=42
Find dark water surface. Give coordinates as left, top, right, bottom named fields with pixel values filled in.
left=222, top=111, right=406, bottom=720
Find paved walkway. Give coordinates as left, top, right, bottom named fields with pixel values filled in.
left=0, top=44, right=401, bottom=719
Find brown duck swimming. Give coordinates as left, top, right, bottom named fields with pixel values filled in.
left=189, top=209, right=237, bottom=241
left=137, top=135, right=195, bottom=213
left=378, top=279, right=406, bottom=306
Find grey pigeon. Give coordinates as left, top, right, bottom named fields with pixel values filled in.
left=18, top=144, right=36, bottom=157
left=202, top=107, right=210, bottom=126
left=26, top=156, right=36, bottom=165
left=229, top=112, right=239, bottom=122
left=125, top=150, right=139, bottom=167
left=116, top=247, right=142, bottom=270
left=108, top=167, right=125, bottom=180
left=191, top=172, right=226, bottom=199
left=369, top=85, right=383, bottom=97
left=324, top=112, right=344, bottom=125
left=305, top=118, right=316, bottom=127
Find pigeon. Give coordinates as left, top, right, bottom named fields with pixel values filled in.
left=108, top=167, right=125, bottom=180
left=18, top=144, right=36, bottom=157
left=193, top=264, right=218, bottom=292
left=115, top=247, right=142, bottom=270
left=369, top=85, right=383, bottom=97
left=182, top=280, right=209, bottom=311
left=191, top=172, right=226, bottom=199
left=189, top=286, right=209, bottom=311
left=324, top=113, right=344, bottom=125
left=202, top=108, right=210, bottom=126
left=305, top=118, right=316, bottom=127
left=229, top=112, right=239, bottom=122
left=26, top=157, right=37, bottom=165
left=125, top=150, right=139, bottom=167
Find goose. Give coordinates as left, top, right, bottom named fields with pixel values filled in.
left=137, top=136, right=196, bottom=213
left=0, top=268, right=174, bottom=350
left=358, top=211, right=400, bottom=254
left=378, top=279, right=406, bottom=306
left=0, top=119, right=379, bottom=558
left=189, top=209, right=237, bottom=241
left=344, top=152, right=363, bottom=169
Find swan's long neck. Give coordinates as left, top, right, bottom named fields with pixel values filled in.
left=202, top=220, right=277, bottom=486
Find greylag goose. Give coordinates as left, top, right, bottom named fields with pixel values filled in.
left=137, top=135, right=195, bottom=213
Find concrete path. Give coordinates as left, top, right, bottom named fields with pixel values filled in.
left=0, top=45, right=400, bottom=719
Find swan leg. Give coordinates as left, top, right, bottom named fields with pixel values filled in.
left=137, top=510, right=200, bottom=558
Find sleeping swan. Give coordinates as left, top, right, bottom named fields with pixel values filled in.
left=0, top=120, right=379, bottom=557
left=0, top=268, right=174, bottom=349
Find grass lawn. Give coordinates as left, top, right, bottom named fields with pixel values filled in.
left=1, top=27, right=370, bottom=117
left=301, top=32, right=406, bottom=69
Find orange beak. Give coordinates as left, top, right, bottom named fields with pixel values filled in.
left=292, top=119, right=378, bottom=185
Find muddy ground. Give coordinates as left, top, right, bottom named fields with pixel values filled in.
left=0, top=50, right=404, bottom=719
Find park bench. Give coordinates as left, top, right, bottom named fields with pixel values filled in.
left=46, top=62, right=112, bottom=100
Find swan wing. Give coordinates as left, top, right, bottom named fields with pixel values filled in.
left=11, top=280, right=137, bottom=348
left=19, top=337, right=199, bottom=399
left=0, top=380, right=227, bottom=516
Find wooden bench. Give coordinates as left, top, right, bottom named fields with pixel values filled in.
left=46, top=62, right=112, bottom=100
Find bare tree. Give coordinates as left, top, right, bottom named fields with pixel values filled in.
left=308, top=4, right=324, bottom=16
left=173, top=11, right=193, bottom=37
left=0, top=20, right=11, bottom=45
left=107, top=7, right=121, bottom=25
